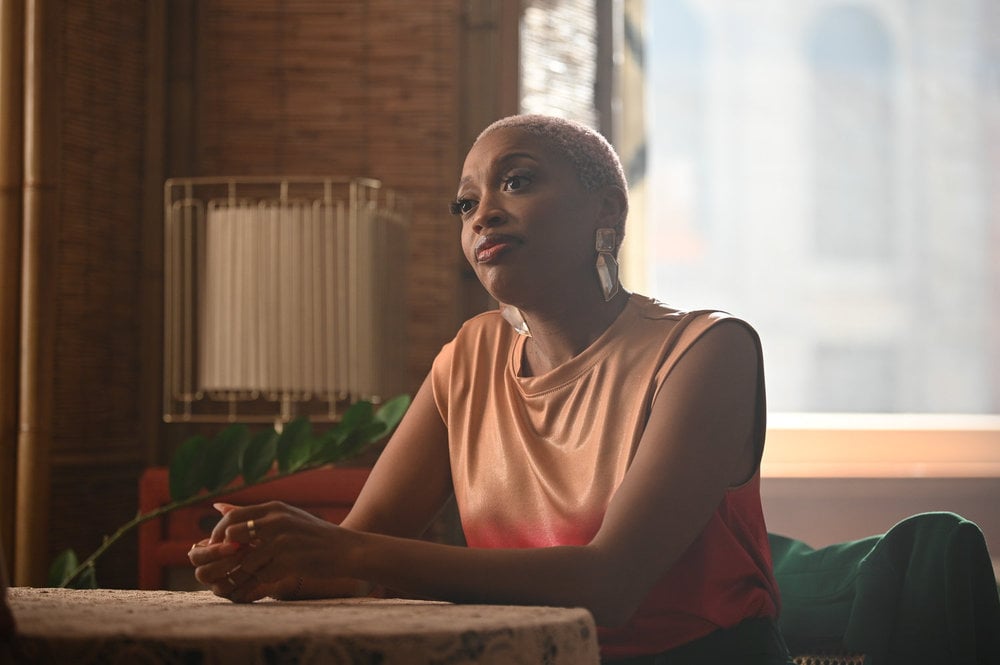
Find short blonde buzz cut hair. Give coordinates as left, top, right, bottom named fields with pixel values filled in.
left=476, top=114, right=629, bottom=237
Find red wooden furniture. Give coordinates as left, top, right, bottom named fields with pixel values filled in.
left=138, top=466, right=370, bottom=590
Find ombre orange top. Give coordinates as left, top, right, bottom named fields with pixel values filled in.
left=430, top=294, right=780, bottom=658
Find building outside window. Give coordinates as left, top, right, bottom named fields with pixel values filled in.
left=522, top=0, right=999, bottom=418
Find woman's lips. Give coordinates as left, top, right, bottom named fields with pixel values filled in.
left=475, top=235, right=521, bottom=263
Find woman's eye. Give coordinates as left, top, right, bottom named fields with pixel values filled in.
left=449, top=198, right=477, bottom=216
left=502, top=174, right=529, bottom=192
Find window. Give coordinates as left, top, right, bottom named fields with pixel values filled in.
left=516, top=0, right=1000, bottom=477
left=626, top=0, right=998, bottom=416
left=807, top=4, right=894, bottom=260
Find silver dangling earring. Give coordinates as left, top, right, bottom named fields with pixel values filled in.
left=595, top=228, right=620, bottom=302
left=499, top=303, right=531, bottom=337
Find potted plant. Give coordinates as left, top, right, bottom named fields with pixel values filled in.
left=50, top=394, right=410, bottom=588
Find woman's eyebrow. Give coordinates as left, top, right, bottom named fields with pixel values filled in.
left=458, top=152, right=541, bottom=189
left=496, top=151, right=538, bottom=164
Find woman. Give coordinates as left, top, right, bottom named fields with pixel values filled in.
left=190, top=114, right=790, bottom=664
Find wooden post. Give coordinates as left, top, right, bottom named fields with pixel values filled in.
left=15, top=0, right=59, bottom=586
left=0, top=0, right=25, bottom=572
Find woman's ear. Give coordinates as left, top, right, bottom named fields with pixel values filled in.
left=596, top=185, right=628, bottom=231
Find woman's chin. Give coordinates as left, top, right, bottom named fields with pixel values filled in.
left=476, top=272, right=525, bottom=306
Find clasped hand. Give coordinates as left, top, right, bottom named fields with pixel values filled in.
left=187, top=500, right=346, bottom=603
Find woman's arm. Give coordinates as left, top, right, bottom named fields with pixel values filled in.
left=342, top=319, right=759, bottom=624
left=190, top=373, right=455, bottom=600
left=290, top=373, right=456, bottom=599
left=339, top=373, right=455, bottom=538
left=198, top=320, right=759, bottom=623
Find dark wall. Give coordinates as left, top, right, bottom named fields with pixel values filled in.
left=42, top=0, right=485, bottom=588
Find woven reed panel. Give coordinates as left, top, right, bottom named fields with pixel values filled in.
left=521, top=0, right=598, bottom=127
left=195, top=0, right=464, bottom=390
left=49, top=0, right=148, bottom=587
left=48, top=461, right=142, bottom=590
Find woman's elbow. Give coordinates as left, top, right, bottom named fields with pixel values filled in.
left=582, top=576, right=646, bottom=628
left=588, top=595, right=642, bottom=628
left=571, top=546, right=651, bottom=627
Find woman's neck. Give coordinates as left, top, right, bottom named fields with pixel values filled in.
left=518, top=290, right=630, bottom=376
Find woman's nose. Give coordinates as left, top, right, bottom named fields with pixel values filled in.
left=471, top=197, right=506, bottom=234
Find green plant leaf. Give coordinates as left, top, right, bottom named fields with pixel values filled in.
left=48, top=548, right=78, bottom=587
left=308, top=402, right=375, bottom=465
left=285, top=432, right=322, bottom=472
left=204, top=424, right=250, bottom=490
left=169, top=434, right=209, bottom=501
left=339, top=400, right=374, bottom=434
left=309, top=428, right=350, bottom=465
left=374, top=394, right=411, bottom=432
left=241, top=429, right=278, bottom=484
left=307, top=395, right=410, bottom=466
left=338, top=421, right=388, bottom=459
left=276, top=417, right=311, bottom=472
left=47, top=548, right=96, bottom=588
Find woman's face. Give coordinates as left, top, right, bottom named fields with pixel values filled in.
left=453, top=127, right=605, bottom=306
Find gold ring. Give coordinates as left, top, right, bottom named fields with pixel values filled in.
left=247, top=519, right=258, bottom=541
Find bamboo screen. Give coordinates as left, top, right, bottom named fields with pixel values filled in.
left=164, top=177, right=410, bottom=423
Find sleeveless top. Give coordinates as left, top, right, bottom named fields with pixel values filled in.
left=430, top=294, right=780, bottom=658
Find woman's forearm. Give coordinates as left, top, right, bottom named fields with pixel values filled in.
left=339, top=529, right=635, bottom=626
